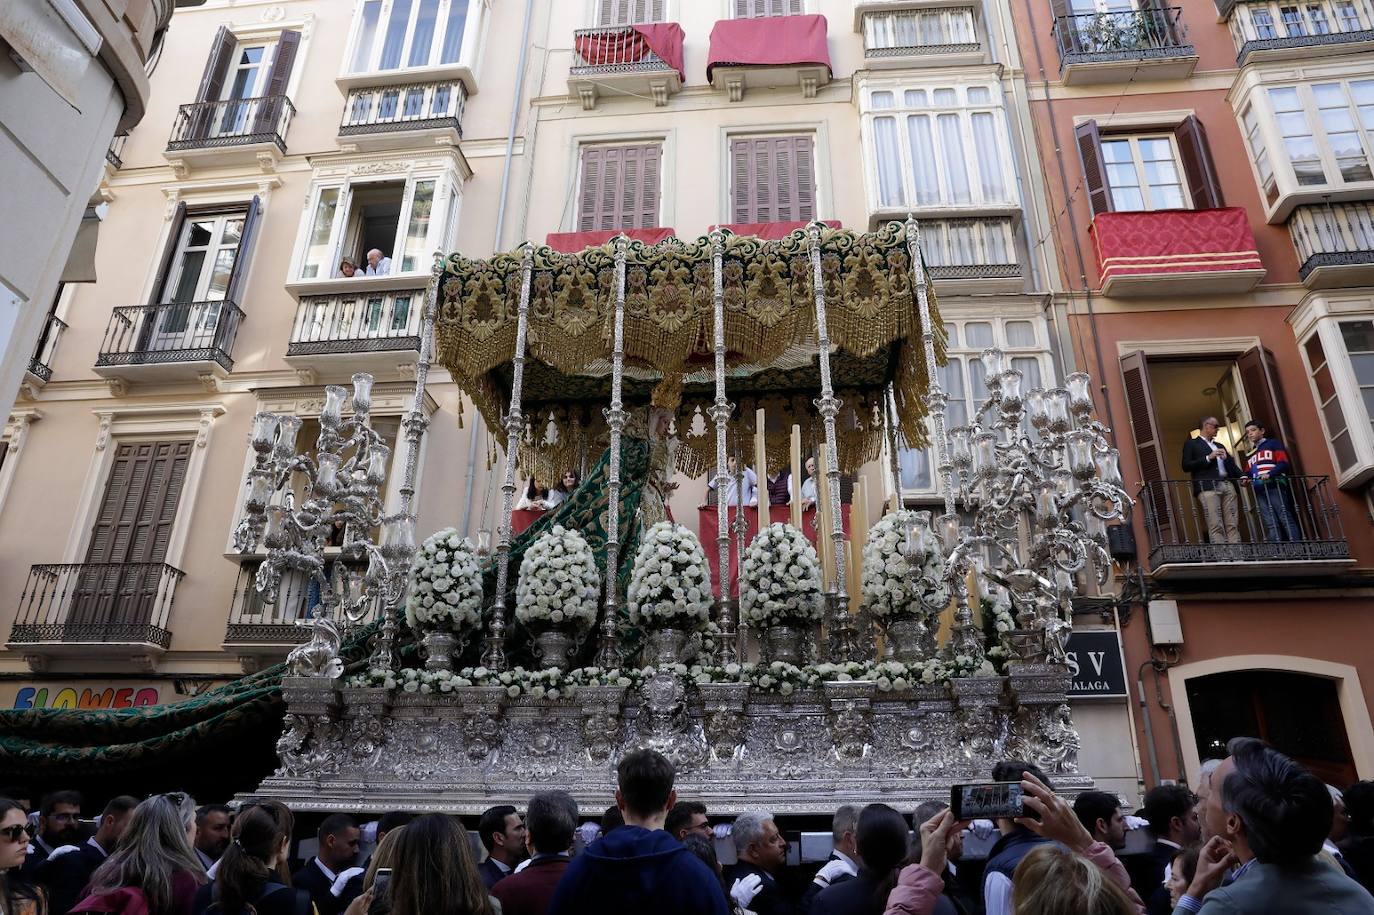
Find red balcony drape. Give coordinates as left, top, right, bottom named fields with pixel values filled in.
left=545, top=227, right=678, bottom=253
left=706, top=14, right=832, bottom=82
left=574, top=23, right=686, bottom=81
left=1090, top=207, right=1263, bottom=284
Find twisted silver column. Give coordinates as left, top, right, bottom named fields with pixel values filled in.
left=710, top=230, right=738, bottom=665
left=596, top=236, right=628, bottom=668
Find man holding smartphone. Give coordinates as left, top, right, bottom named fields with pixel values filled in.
left=980, top=761, right=1054, bottom=915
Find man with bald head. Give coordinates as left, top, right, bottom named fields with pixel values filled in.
left=364, top=249, right=392, bottom=276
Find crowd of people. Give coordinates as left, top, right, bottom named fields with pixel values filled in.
left=2, top=738, right=1371, bottom=915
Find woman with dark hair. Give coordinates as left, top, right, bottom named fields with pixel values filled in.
left=680, top=835, right=734, bottom=913
left=1, top=797, right=46, bottom=915
left=546, top=471, right=580, bottom=509
left=815, top=804, right=911, bottom=915
left=193, top=803, right=311, bottom=915
left=73, top=793, right=205, bottom=915
left=515, top=479, right=551, bottom=512
left=387, top=814, right=496, bottom=915
left=1166, top=845, right=1201, bottom=909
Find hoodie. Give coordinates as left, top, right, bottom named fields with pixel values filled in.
left=547, top=825, right=729, bottom=915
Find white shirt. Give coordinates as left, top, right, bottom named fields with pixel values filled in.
left=709, top=467, right=757, bottom=506
left=314, top=857, right=340, bottom=883
left=545, top=489, right=568, bottom=508
left=984, top=871, right=1013, bottom=915
left=365, top=256, right=392, bottom=276
left=1158, top=837, right=1181, bottom=885
left=1201, top=435, right=1228, bottom=475
left=788, top=474, right=818, bottom=505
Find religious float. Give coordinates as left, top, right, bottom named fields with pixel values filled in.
left=224, top=219, right=1130, bottom=813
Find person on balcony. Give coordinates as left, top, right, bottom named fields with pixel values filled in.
left=516, top=479, right=552, bottom=512
left=789, top=456, right=818, bottom=512
left=703, top=456, right=757, bottom=508
left=365, top=249, right=392, bottom=276
left=338, top=258, right=360, bottom=278
left=1242, top=420, right=1302, bottom=543
left=547, top=470, right=581, bottom=509
left=1181, top=417, right=1242, bottom=545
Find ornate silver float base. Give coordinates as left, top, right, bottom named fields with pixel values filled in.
left=252, top=674, right=1090, bottom=815
left=884, top=617, right=934, bottom=663
left=644, top=627, right=688, bottom=667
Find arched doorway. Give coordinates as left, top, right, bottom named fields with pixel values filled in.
left=1185, top=669, right=1357, bottom=786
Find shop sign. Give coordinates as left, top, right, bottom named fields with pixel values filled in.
left=1066, top=630, right=1128, bottom=699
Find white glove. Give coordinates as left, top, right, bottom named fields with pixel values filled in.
left=714, top=823, right=733, bottom=840
left=812, top=858, right=857, bottom=886
left=513, top=857, right=532, bottom=874
left=1124, top=815, right=1149, bottom=830
left=331, top=867, right=365, bottom=897
left=730, top=874, right=763, bottom=908
left=47, top=845, right=82, bottom=860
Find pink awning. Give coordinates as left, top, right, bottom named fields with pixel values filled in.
left=706, top=14, right=832, bottom=83
left=712, top=220, right=841, bottom=240
left=545, top=227, right=678, bottom=253
left=574, top=23, right=686, bottom=82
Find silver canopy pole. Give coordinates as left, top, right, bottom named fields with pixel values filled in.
left=596, top=235, right=628, bottom=669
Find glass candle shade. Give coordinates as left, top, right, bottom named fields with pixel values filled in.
left=246, top=472, right=274, bottom=512
left=949, top=426, right=973, bottom=467
left=274, top=415, right=302, bottom=461
left=980, top=347, right=1005, bottom=378
left=351, top=372, right=374, bottom=415
left=1066, top=372, right=1093, bottom=415
left=1000, top=369, right=1024, bottom=407
left=1095, top=449, right=1123, bottom=485
left=938, top=513, right=961, bottom=552
left=1026, top=389, right=1049, bottom=429
left=1046, top=388, right=1070, bottom=432
left=1035, top=481, right=1059, bottom=525
left=387, top=515, right=416, bottom=553
left=972, top=433, right=998, bottom=476
left=1053, top=468, right=1075, bottom=497
left=251, top=412, right=280, bottom=450
left=1066, top=431, right=1096, bottom=479
left=321, top=386, right=348, bottom=429
left=365, top=443, right=390, bottom=486
left=1085, top=512, right=1107, bottom=541
left=315, top=452, right=341, bottom=496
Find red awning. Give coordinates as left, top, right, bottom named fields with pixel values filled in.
left=712, top=220, right=841, bottom=240
left=706, top=14, right=832, bottom=83
left=573, top=23, right=686, bottom=82
left=545, top=227, right=678, bottom=253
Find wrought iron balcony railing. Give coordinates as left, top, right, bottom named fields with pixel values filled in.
left=28, top=313, right=67, bottom=383
left=1139, top=476, right=1350, bottom=571
left=918, top=217, right=1022, bottom=280
left=1290, top=202, right=1374, bottom=282
left=95, top=301, right=244, bottom=372
left=106, top=134, right=127, bottom=170
left=571, top=25, right=679, bottom=76
left=861, top=8, right=981, bottom=57
left=340, top=80, right=467, bottom=138
left=287, top=288, right=423, bottom=357
left=1053, top=7, right=1190, bottom=65
left=166, top=95, right=294, bottom=152
left=9, top=562, right=184, bottom=648
left=1229, top=0, right=1374, bottom=65
left=225, top=559, right=378, bottom=644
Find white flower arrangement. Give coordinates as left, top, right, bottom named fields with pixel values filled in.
left=514, top=525, right=601, bottom=633
left=404, top=528, right=484, bottom=635
left=346, top=664, right=651, bottom=698
left=738, top=523, right=823, bottom=629
left=861, top=510, right=926, bottom=621
left=627, top=521, right=712, bottom=630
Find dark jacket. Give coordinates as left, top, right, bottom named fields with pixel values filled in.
left=71, top=870, right=200, bottom=915
left=477, top=857, right=511, bottom=891
left=801, top=853, right=855, bottom=914
left=1125, top=839, right=1176, bottom=912
left=291, top=859, right=342, bottom=915
left=1244, top=436, right=1292, bottom=485
left=548, top=825, right=728, bottom=915
left=724, top=861, right=799, bottom=915
left=35, top=840, right=110, bottom=915
left=1171, top=856, right=1374, bottom=914
left=810, top=870, right=892, bottom=915
left=193, top=879, right=313, bottom=915
left=1182, top=436, right=1241, bottom=493
left=984, top=827, right=1051, bottom=884
left=491, top=854, right=569, bottom=915
left=1344, top=835, right=1374, bottom=895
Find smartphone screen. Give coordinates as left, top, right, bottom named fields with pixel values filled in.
left=372, top=868, right=392, bottom=900
left=950, top=782, right=1025, bottom=820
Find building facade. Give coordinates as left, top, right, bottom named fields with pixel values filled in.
left=4, top=0, right=1146, bottom=800
left=1005, top=0, right=1374, bottom=789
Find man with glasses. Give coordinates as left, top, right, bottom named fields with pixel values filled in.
left=21, top=791, right=83, bottom=876
left=36, top=795, right=138, bottom=915
left=1182, top=416, right=1243, bottom=545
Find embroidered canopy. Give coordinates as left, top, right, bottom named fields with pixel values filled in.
left=435, top=222, right=946, bottom=483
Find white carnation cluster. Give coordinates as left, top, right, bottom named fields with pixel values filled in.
left=627, top=521, right=712, bottom=630
left=860, top=510, right=923, bottom=621
left=514, top=525, right=600, bottom=632
left=738, top=523, right=823, bottom=629
left=404, top=528, right=483, bottom=634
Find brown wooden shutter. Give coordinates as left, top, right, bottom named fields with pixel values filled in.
left=578, top=147, right=604, bottom=231
left=1174, top=115, right=1225, bottom=210
left=196, top=26, right=237, bottom=103
left=226, top=196, right=261, bottom=307
left=639, top=145, right=662, bottom=227
left=731, top=138, right=754, bottom=222
left=731, top=136, right=816, bottom=223
left=151, top=203, right=188, bottom=304
left=597, top=0, right=620, bottom=25
left=578, top=145, right=661, bottom=230
left=1120, top=350, right=1172, bottom=545
left=599, top=148, right=622, bottom=230
left=1237, top=346, right=1298, bottom=473
left=1076, top=120, right=1112, bottom=217
left=793, top=135, right=816, bottom=221
left=85, top=440, right=191, bottom=567
left=252, top=29, right=299, bottom=134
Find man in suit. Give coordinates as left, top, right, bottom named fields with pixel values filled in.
left=1176, top=737, right=1374, bottom=913
left=910, top=802, right=976, bottom=915
left=724, top=811, right=799, bottom=915
left=492, top=791, right=578, bottom=915
left=477, top=804, right=527, bottom=889
left=1182, top=416, right=1243, bottom=545
left=665, top=800, right=711, bottom=844
left=22, top=791, right=83, bottom=877
left=292, top=813, right=360, bottom=915
left=34, top=795, right=137, bottom=915
left=193, top=804, right=232, bottom=870
left=1130, top=784, right=1200, bottom=915
left=801, top=806, right=859, bottom=913
left=337, top=811, right=413, bottom=910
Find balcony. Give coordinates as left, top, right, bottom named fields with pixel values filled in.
left=8, top=563, right=183, bottom=669
left=1052, top=7, right=1197, bottom=85
left=105, top=134, right=127, bottom=171
left=1139, top=477, right=1352, bottom=579
left=1290, top=202, right=1374, bottom=289
left=908, top=217, right=1024, bottom=294
left=1090, top=208, right=1266, bottom=297
left=569, top=24, right=685, bottom=110
left=1228, top=1, right=1374, bottom=66
left=224, top=559, right=376, bottom=672
left=858, top=7, right=986, bottom=68
left=94, top=301, right=244, bottom=388
left=164, top=95, right=294, bottom=177
left=707, top=14, right=832, bottom=102
left=25, top=314, right=66, bottom=389
left=286, top=280, right=424, bottom=377
left=339, top=80, right=467, bottom=151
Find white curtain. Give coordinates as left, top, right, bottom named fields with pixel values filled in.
left=873, top=116, right=905, bottom=207
left=938, top=113, right=971, bottom=204
left=971, top=112, right=1006, bottom=203
left=907, top=115, right=941, bottom=206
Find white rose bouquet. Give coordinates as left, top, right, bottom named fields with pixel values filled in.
left=515, top=525, right=600, bottom=633
left=404, top=528, right=483, bottom=635
left=861, top=509, right=924, bottom=621
left=627, top=521, right=712, bottom=631
left=738, top=523, right=823, bottom=629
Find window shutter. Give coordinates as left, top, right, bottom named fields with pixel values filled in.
left=151, top=202, right=188, bottom=304
left=731, top=136, right=815, bottom=224
left=793, top=135, right=816, bottom=221
left=1237, top=346, right=1298, bottom=473
left=640, top=144, right=662, bottom=228
left=196, top=26, right=237, bottom=103
left=599, top=148, right=623, bottom=230
left=85, top=443, right=143, bottom=566
left=1120, top=350, right=1172, bottom=544
left=1174, top=115, right=1225, bottom=210
left=251, top=29, right=300, bottom=134
left=581, top=145, right=661, bottom=230
left=578, top=147, right=604, bottom=231
left=731, top=138, right=755, bottom=222
left=1075, top=119, right=1113, bottom=217
left=226, top=196, right=261, bottom=307
left=621, top=149, right=640, bottom=229
left=146, top=441, right=192, bottom=565
left=754, top=139, right=775, bottom=222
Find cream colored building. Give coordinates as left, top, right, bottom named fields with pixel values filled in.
left=0, top=0, right=1142, bottom=800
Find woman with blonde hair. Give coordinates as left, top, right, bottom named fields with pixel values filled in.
left=1012, top=845, right=1137, bottom=915
left=73, top=793, right=205, bottom=915
left=355, top=825, right=406, bottom=915
left=387, top=814, right=497, bottom=915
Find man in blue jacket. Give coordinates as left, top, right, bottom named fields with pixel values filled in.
left=1242, top=420, right=1302, bottom=542
left=549, top=749, right=729, bottom=915
left=983, top=760, right=1056, bottom=915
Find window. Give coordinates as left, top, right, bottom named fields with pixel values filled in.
left=1100, top=135, right=1189, bottom=211
left=862, top=8, right=977, bottom=52
left=919, top=218, right=1017, bottom=269
left=1253, top=80, right=1374, bottom=194
left=1302, top=323, right=1373, bottom=476
left=597, top=0, right=665, bottom=25
left=733, top=0, right=804, bottom=17
left=1252, top=7, right=1278, bottom=37
left=164, top=214, right=244, bottom=306
left=347, top=0, right=473, bottom=75
left=191, top=27, right=299, bottom=140
left=1341, top=319, right=1374, bottom=437
left=1242, top=104, right=1277, bottom=204
left=297, top=175, right=459, bottom=279
left=577, top=144, right=662, bottom=231
left=863, top=82, right=1016, bottom=211
left=728, top=135, right=816, bottom=224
